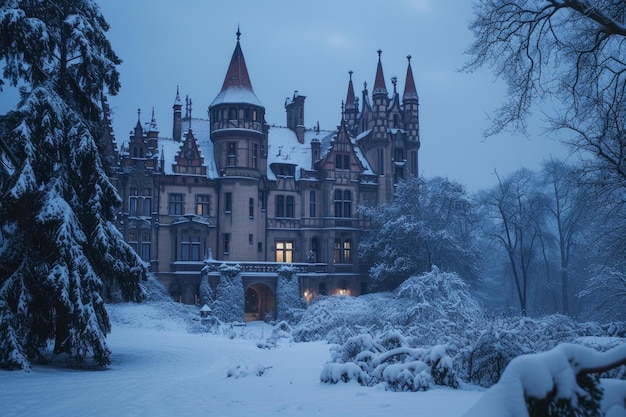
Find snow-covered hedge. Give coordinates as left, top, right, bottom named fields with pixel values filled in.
left=320, top=332, right=458, bottom=391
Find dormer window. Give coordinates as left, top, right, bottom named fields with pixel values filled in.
left=335, top=153, right=350, bottom=170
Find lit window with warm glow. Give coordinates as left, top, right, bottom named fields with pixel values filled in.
left=276, top=241, right=293, bottom=263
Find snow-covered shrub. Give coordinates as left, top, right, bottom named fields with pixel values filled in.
left=292, top=295, right=378, bottom=342
left=325, top=325, right=358, bottom=345
left=212, top=264, right=243, bottom=323
left=463, top=343, right=626, bottom=417
left=320, top=362, right=368, bottom=384
left=257, top=321, right=292, bottom=349
left=322, top=332, right=458, bottom=392
left=455, top=314, right=588, bottom=387
left=227, top=363, right=272, bottom=378
left=393, top=267, right=484, bottom=325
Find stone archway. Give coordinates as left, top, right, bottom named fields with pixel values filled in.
left=244, top=283, right=275, bottom=322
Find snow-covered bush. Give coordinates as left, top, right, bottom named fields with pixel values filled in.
left=212, top=264, right=243, bottom=323
left=292, top=295, right=379, bottom=342
left=392, top=266, right=484, bottom=325
left=257, top=321, right=292, bottom=349
left=321, top=332, right=458, bottom=392
left=462, top=343, right=626, bottom=417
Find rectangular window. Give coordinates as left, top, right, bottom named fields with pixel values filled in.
left=181, top=233, right=190, bottom=261
left=141, top=232, right=151, bottom=262
left=343, top=240, right=351, bottom=263
left=227, top=142, right=236, bottom=166
left=249, top=198, right=254, bottom=218
left=249, top=234, right=253, bottom=245
left=309, top=191, right=316, bottom=217
left=129, top=196, right=138, bottom=217
left=377, top=148, right=384, bottom=174
left=394, top=147, right=404, bottom=162
left=259, top=191, right=266, bottom=211
left=139, top=188, right=152, bottom=217
left=276, top=195, right=284, bottom=217
left=196, top=194, right=211, bottom=216
left=257, top=242, right=263, bottom=252
left=223, top=233, right=230, bottom=255
left=333, top=239, right=341, bottom=263
left=286, top=195, right=294, bottom=218
left=142, top=197, right=152, bottom=216
left=276, top=241, right=293, bottom=263
left=253, top=144, right=258, bottom=169
left=128, top=231, right=137, bottom=252
left=169, top=193, right=183, bottom=216
left=343, top=190, right=351, bottom=218
left=225, top=192, right=232, bottom=213
left=410, top=151, right=418, bottom=176
left=191, top=235, right=201, bottom=260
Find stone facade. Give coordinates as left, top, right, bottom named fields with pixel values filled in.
left=103, top=31, right=420, bottom=320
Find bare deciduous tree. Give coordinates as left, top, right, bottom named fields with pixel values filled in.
left=465, top=1, right=626, bottom=188
left=479, top=169, right=547, bottom=316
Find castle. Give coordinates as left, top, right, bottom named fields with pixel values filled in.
left=102, top=30, right=420, bottom=320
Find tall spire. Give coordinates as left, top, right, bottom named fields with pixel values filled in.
left=345, top=70, right=356, bottom=108
left=149, top=107, right=158, bottom=132
left=373, top=49, right=387, bottom=96
left=220, top=27, right=254, bottom=92
left=210, top=27, right=263, bottom=108
left=403, top=55, right=418, bottom=101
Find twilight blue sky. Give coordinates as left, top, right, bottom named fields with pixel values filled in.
left=3, top=0, right=571, bottom=191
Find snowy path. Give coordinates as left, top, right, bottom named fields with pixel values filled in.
left=0, top=303, right=481, bottom=417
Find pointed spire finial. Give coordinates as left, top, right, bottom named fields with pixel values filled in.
left=236, top=25, right=241, bottom=41
left=407, top=54, right=412, bottom=63
left=349, top=70, right=353, bottom=80
left=137, top=108, right=141, bottom=122
left=377, top=49, right=382, bottom=59
left=341, top=100, right=345, bottom=115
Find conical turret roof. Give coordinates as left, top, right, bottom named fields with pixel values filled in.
left=403, top=55, right=418, bottom=101
left=210, top=28, right=263, bottom=108
left=373, top=49, right=387, bottom=96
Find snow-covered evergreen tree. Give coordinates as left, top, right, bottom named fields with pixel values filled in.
left=0, top=0, right=147, bottom=370
left=275, top=264, right=305, bottom=322
left=212, top=264, right=243, bottom=323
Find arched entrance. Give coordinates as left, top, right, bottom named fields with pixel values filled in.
left=244, top=283, right=275, bottom=322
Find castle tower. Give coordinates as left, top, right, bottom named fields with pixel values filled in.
left=403, top=55, right=420, bottom=143
left=208, top=27, right=267, bottom=177
left=343, top=71, right=358, bottom=133
left=372, top=50, right=389, bottom=142
left=208, top=28, right=268, bottom=262
left=147, top=107, right=159, bottom=154
left=130, top=109, right=147, bottom=159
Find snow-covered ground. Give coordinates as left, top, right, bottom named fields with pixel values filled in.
left=0, top=302, right=482, bottom=417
